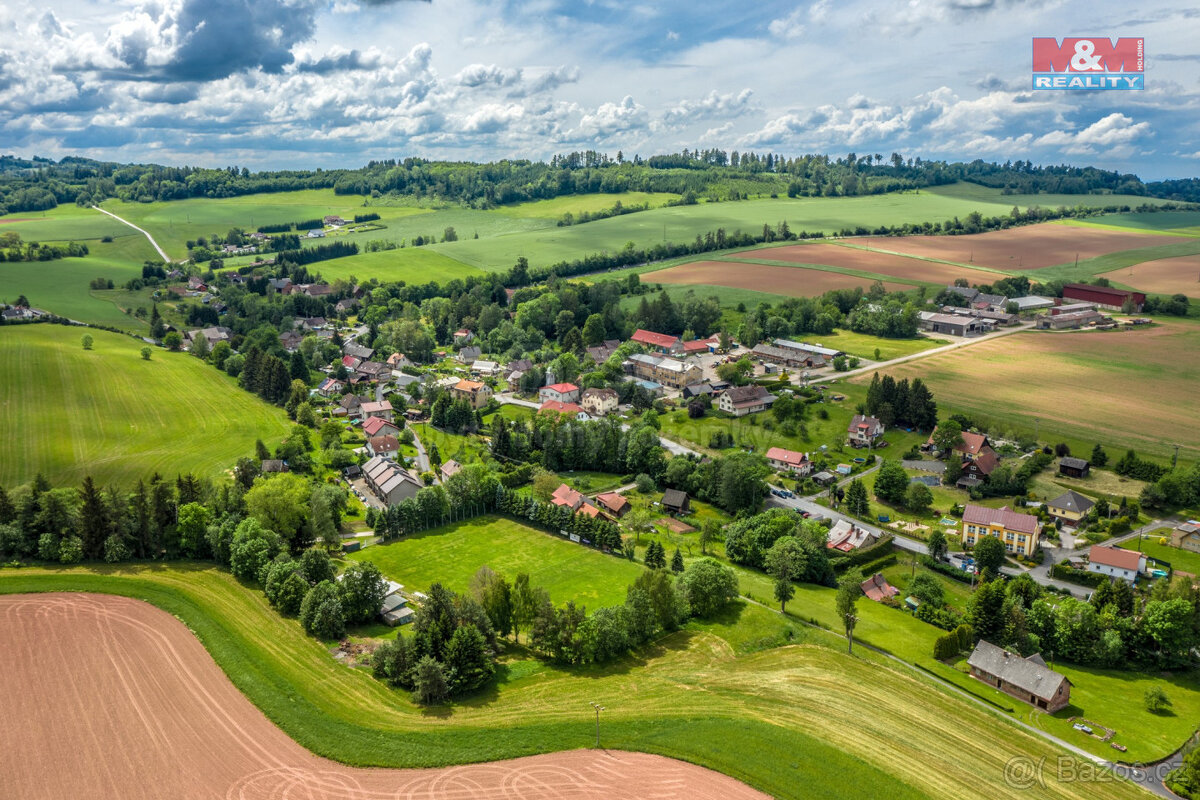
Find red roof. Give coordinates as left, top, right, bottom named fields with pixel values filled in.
left=539, top=400, right=585, bottom=416
left=765, top=447, right=808, bottom=467
left=551, top=483, right=584, bottom=509
left=962, top=504, right=1039, bottom=535
left=631, top=329, right=680, bottom=349
left=861, top=573, right=900, bottom=602
left=543, top=383, right=579, bottom=393
left=1089, top=545, right=1143, bottom=572
left=362, top=417, right=398, bottom=436
left=682, top=339, right=711, bottom=353
left=595, top=492, right=630, bottom=514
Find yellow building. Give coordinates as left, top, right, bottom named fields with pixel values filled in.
left=1045, top=490, right=1094, bottom=526
left=961, top=504, right=1040, bottom=558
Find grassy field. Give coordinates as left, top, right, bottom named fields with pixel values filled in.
left=1059, top=211, right=1200, bottom=236
left=0, top=562, right=1154, bottom=799
left=414, top=422, right=488, bottom=465
left=1133, top=535, right=1200, bottom=576
left=811, top=329, right=950, bottom=360
left=309, top=246, right=484, bottom=285
left=0, top=325, right=290, bottom=487
left=490, top=192, right=681, bottom=219
left=853, top=322, right=1200, bottom=463
left=349, top=516, right=643, bottom=607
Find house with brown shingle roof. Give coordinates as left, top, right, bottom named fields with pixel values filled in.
left=595, top=492, right=630, bottom=518
left=968, top=640, right=1071, bottom=712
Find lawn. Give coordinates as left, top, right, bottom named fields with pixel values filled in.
left=413, top=422, right=488, bottom=465
left=308, top=246, right=481, bottom=285
left=1133, top=535, right=1200, bottom=576
left=853, top=322, right=1200, bottom=463
left=0, top=562, right=1152, bottom=800
left=813, top=329, right=950, bottom=361
left=490, top=192, right=681, bottom=219
left=0, top=324, right=291, bottom=487
left=1059, top=211, right=1200, bottom=237
left=349, top=515, right=643, bottom=607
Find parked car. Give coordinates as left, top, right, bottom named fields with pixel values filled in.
left=1072, top=723, right=1092, bottom=734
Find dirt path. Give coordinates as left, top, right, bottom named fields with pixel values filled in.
left=0, top=593, right=766, bottom=800
left=92, top=205, right=174, bottom=263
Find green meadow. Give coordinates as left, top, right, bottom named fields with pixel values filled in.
left=0, top=324, right=290, bottom=488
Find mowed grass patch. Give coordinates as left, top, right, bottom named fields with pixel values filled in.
left=490, top=192, right=680, bottom=219
left=312, top=247, right=481, bottom=285
left=1098, top=254, right=1200, bottom=298
left=0, top=203, right=132, bottom=242
left=1131, top=535, right=1200, bottom=577
left=0, top=564, right=1150, bottom=800
left=853, top=323, right=1200, bottom=462
left=813, top=329, right=950, bottom=360
left=349, top=515, right=643, bottom=607
left=0, top=325, right=290, bottom=487
left=647, top=260, right=911, bottom=297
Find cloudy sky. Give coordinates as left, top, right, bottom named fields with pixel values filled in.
left=1, top=0, right=1197, bottom=178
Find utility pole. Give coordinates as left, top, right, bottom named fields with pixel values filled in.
left=590, top=703, right=605, bottom=748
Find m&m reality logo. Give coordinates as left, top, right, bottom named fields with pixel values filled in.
left=1032, top=37, right=1144, bottom=90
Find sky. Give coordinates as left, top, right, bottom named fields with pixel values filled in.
left=1, top=0, right=1197, bottom=179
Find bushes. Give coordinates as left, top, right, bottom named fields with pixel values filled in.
left=829, top=534, right=895, bottom=570
left=299, top=580, right=347, bottom=639
left=933, top=623, right=974, bottom=660
left=1050, top=562, right=1108, bottom=587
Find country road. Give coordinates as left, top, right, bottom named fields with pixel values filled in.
left=92, top=205, right=173, bottom=263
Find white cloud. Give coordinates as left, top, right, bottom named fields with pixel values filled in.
left=1035, top=113, right=1152, bottom=155
left=768, top=7, right=806, bottom=40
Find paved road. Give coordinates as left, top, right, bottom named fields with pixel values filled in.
left=92, top=205, right=173, bottom=263
left=408, top=426, right=431, bottom=476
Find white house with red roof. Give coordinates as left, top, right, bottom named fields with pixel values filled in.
left=847, top=414, right=885, bottom=447
left=539, top=400, right=591, bottom=421
left=1087, top=546, right=1146, bottom=583
left=631, top=328, right=682, bottom=354
left=362, top=416, right=400, bottom=438
left=765, top=446, right=812, bottom=476
left=539, top=382, right=581, bottom=404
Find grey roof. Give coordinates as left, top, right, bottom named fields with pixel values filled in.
left=1059, top=456, right=1089, bottom=470
left=1049, top=489, right=1095, bottom=514
left=1011, top=295, right=1054, bottom=310
left=662, top=489, right=688, bottom=507
left=968, top=640, right=1068, bottom=702
left=773, top=339, right=842, bottom=357
left=946, top=285, right=980, bottom=300
left=974, top=292, right=1007, bottom=307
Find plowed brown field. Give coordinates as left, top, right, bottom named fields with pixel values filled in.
left=1100, top=254, right=1200, bottom=296
left=729, top=243, right=1007, bottom=285
left=850, top=223, right=1189, bottom=270
left=650, top=260, right=908, bottom=296
left=0, top=593, right=766, bottom=800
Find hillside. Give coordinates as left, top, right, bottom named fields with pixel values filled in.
left=0, top=324, right=290, bottom=488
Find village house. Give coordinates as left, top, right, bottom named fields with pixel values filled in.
left=1087, top=545, right=1146, bottom=584
left=297, top=317, right=327, bottom=332
left=362, top=416, right=400, bottom=439
left=538, top=400, right=591, bottom=421
left=595, top=492, right=630, bottom=518
left=826, top=519, right=878, bottom=552
left=550, top=484, right=586, bottom=512
left=306, top=228, right=326, bottom=239
left=580, top=387, right=619, bottom=417
left=366, top=435, right=400, bottom=459
left=718, top=384, right=776, bottom=417
left=1171, top=523, right=1200, bottom=553
left=387, top=352, right=415, bottom=370
left=539, top=382, right=581, bottom=404
left=456, top=345, right=482, bottom=363
left=342, top=355, right=362, bottom=372
left=470, top=360, right=501, bottom=377
left=1058, top=457, right=1090, bottom=479
left=971, top=292, right=1008, bottom=312
left=440, top=460, right=462, bottom=482
left=323, top=215, right=345, bottom=226
left=355, top=361, right=390, bottom=383
left=360, top=400, right=393, bottom=422
left=453, top=328, right=474, bottom=344
left=184, top=326, right=232, bottom=349
left=957, top=448, right=999, bottom=489
left=261, top=459, right=287, bottom=474
left=860, top=573, right=900, bottom=602
left=339, top=394, right=364, bottom=419
left=631, top=328, right=681, bottom=354
left=279, top=330, right=303, bottom=351
left=317, top=377, right=345, bottom=397
left=1046, top=490, right=1095, bottom=526
left=661, top=489, right=690, bottom=515
left=765, top=446, right=812, bottom=476
left=626, top=353, right=702, bottom=389
left=585, top=340, right=622, bottom=363
left=1062, top=283, right=1146, bottom=312
left=961, top=504, right=1040, bottom=558
left=344, top=342, right=374, bottom=360
left=268, top=277, right=293, bottom=294
left=967, top=640, right=1071, bottom=712
left=335, top=298, right=358, bottom=315
left=847, top=414, right=885, bottom=448
left=451, top=379, right=493, bottom=410
left=507, top=358, right=534, bottom=374
left=363, top=456, right=423, bottom=506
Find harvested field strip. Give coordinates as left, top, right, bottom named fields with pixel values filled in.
left=0, top=571, right=1149, bottom=800
left=0, top=593, right=764, bottom=800
left=852, top=323, right=1200, bottom=462
left=650, top=260, right=911, bottom=296
left=1098, top=254, right=1200, bottom=297
left=852, top=222, right=1192, bottom=271
left=726, top=242, right=1011, bottom=284
left=1020, top=237, right=1200, bottom=285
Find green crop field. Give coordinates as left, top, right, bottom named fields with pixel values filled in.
left=0, top=563, right=1152, bottom=800
left=490, top=191, right=681, bottom=219
left=349, top=516, right=644, bottom=607
left=1059, top=211, right=1200, bottom=237
left=853, top=322, right=1200, bottom=463
left=311, top=247, right=485, bottom=285
left=0, top=325, right=290, bottom=487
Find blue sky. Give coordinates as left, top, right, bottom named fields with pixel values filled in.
left=0, top=0, right=1197, bottom=178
